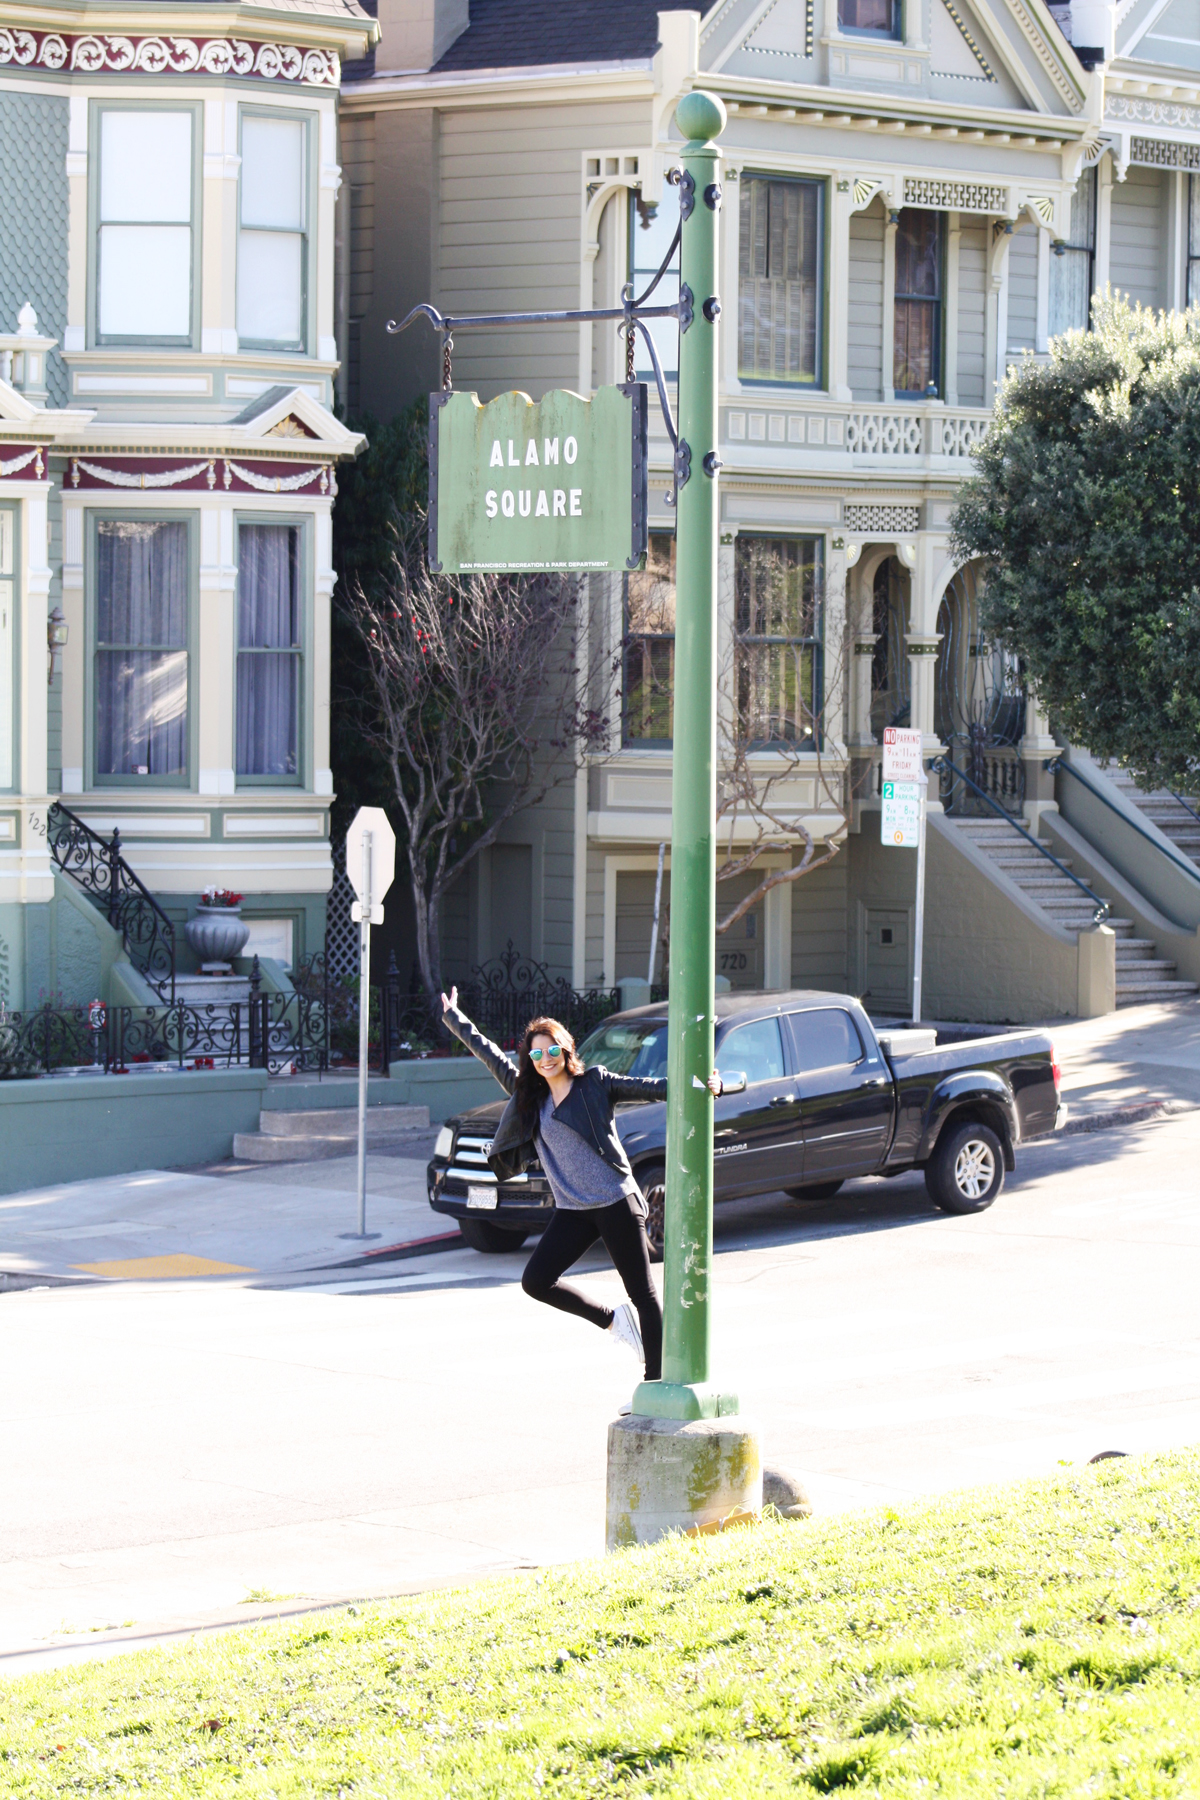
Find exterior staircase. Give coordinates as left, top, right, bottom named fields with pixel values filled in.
left=1096, top=766, right=1200, bottom=874
left=953, top=818, right=1199, bottom=1006
left=233, top=1103, right=430, bottom=1162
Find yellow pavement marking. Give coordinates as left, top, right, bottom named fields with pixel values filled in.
left=74, top=1254, right=254, bottom=1279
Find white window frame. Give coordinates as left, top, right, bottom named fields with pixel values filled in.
left=236, top=106, right=313, bottom=354
left=89, top=102, right=201, bottom=350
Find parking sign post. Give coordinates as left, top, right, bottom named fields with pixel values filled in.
left=881, top=727, right=927, bottom=1023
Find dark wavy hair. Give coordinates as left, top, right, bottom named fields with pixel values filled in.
left=513, top=1015, right=585, bottom=1125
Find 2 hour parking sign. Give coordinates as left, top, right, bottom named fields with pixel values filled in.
left=428, top=385, right=648, bottom=575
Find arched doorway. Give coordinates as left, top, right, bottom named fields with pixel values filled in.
left=934, top=563, right=1025, bottom=814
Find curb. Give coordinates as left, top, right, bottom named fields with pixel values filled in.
left=1062, top=1098, right=1193, bottom=1135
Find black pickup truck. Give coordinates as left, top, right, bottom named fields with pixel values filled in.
left=426, top=990, right=1066, bottom=1255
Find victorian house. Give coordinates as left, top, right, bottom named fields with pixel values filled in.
left=338, top=0, right=1200, bottom=1021
left=0, top=0, right=375, bottom=1010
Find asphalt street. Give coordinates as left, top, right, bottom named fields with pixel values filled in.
left=4, top=1104, right=1200, bottom=1674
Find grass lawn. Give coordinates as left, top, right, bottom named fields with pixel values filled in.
left=5, top=1450, right=1200, bottom=1797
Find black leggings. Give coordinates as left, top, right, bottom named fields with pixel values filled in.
left=521, top=1197, right=663, bottom=1380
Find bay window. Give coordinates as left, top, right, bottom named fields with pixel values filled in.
left=95, top=519, right=190, bottom=781
left=238, top=113, right=308, bottom=350
left=734, top=537, right=822, bottom=746
left=839, top=0, right=901, bottom=32
left=237, top=524, right=302, bottom=780
left=629, top=181, right=680, bottom=382
left=96, top=110, right=195, bottom=343
left=1049, top=167, right=1096, bottom=335
left=0, top=507, right=13, bottom=789
left=738, top=176, right=823, bottom=387
left=894, top=209, right=943, bottom=397
left=623, top=532, right=675, bottom=745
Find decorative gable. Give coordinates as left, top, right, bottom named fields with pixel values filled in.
left=930, top=0, right=998, bottom=81
left=265, top=413, right=318, bottom=439
left=1129, top=0, right=1200, bottom=69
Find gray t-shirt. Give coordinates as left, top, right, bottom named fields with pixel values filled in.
left=538, top=1091, right=644, bottom=1214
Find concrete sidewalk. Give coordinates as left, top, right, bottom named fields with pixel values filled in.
left=1, top=1001, right=1195, bottom=1286
left=0, top=1140, right=447, bottom=1286
left=1050, top=998, right=1200, bottom=1124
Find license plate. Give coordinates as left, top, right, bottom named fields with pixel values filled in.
left=467, top=1185, right=498, bottom=1210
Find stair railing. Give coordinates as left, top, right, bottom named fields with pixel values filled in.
left=1168, top=789, right=1200, bottom=827
left=933, top=755, right=1110, bottom=927
left=46, top=802, right=177, bottom=1002
left=1047, top=759, right=1200, bottom=891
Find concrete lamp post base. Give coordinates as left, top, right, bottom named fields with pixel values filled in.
left=605, top=1414, right=762, bottom=1551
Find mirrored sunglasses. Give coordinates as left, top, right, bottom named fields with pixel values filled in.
left=529, top=1045, right=563, bottom=1062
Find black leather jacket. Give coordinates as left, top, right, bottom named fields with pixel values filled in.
left=442, top=1002, right=668, bottom=1183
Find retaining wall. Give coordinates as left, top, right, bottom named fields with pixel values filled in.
left=0, top=1068, right=267, bottom=1196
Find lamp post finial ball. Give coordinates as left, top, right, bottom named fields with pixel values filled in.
left=675, top=90, right=727, bottom=144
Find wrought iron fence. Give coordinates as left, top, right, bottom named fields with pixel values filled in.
left=0, top=985, right=330, bottom=1079
left=455, top=942, right=620, bottom=1050
left=0, top=945, right=622, bottom=1083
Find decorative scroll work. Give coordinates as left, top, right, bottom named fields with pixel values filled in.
left=68, top=457, right=334, bottom=494
left=1105, top=95, right=1200, bottom=133
left=70, top=458, right=215, bottom=489
left=904, top=177, right=1008, bottom=212
left=844, top=503, right=921, bottom=533
left=0, top=29, right=339, bottom=84
left=224, top=460, right=328, bottom=493
left=0, top=446, right=45, bottom=480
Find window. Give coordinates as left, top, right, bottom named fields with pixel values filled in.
left=894, top=209, right=943, bottom=397
left=237, top=524, right=302, bottom=779
left=717, top=1016, right=786, bottom=1085
left=1190, top=176, right=1200, bottom=307
left=95, top=520, right=189, bottom=780
left=97, top=111, right=194, bottom=343
left=734, top=536, right=822, bottom=745
left=1049, top=167, right=1096, bottom=335
left=578, top=1019, right=669, bottom=1078
left=629, top=179, right=679, bottom=381
left=0, top=507, right=13, bottom=789
left=738, top=177, right=824, bottom=387
left=839, top=0, right=901, bottom=34
left=788, top=1009, right=864, bottom=1072
left=624, top=531, right=675, bottom=745
left=238, top=113, right=308, bottom=349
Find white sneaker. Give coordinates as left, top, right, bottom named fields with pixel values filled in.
left=609, top=1302, right=644, bottom=1362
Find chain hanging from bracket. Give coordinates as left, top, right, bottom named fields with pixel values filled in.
left=442, top=331, right=454, bottom=392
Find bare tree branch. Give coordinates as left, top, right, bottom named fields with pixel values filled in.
left=342, top=515, right=614, bottom=997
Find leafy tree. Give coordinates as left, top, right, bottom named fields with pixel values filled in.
left=951, top=294, right=1200, bottom=793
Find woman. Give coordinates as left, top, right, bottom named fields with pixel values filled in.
left=440, top=986, right=721, bottom=1381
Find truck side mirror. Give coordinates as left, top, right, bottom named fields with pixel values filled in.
left=719, top=1070, right=747, bottom=1094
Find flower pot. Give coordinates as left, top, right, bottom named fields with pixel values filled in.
left=185, top=904, right=251, bottom=972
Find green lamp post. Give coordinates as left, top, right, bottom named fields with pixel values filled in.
left=632, top=88, right=734, bottom=1423
left=608, top=91, right=762, bottom=1546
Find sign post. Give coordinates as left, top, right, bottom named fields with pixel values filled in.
left=880, top=727, right=927, bottom=1024
left=343, top=806, right=396, bottom=1240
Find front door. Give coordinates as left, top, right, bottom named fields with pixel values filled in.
left=863, top=908, right=909, bottom=1013
left=712, top=1013, right=803, bottom=1195
left=785, top=1007, right=893, bottom=1180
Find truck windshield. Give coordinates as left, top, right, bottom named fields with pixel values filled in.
left=577, top=1019, right=669, bottom=1078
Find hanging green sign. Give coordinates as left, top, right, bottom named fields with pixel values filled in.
left=428, top=384, right=647, bottom=575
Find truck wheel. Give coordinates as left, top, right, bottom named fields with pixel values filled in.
left=785, top=1181, right=844, bottom=1202
left=458, top=1217, right=529, bottom=1254
left=640, top=1165, right=666, bottom=1263
left=926, top=1120, right=1005, bottom=1214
